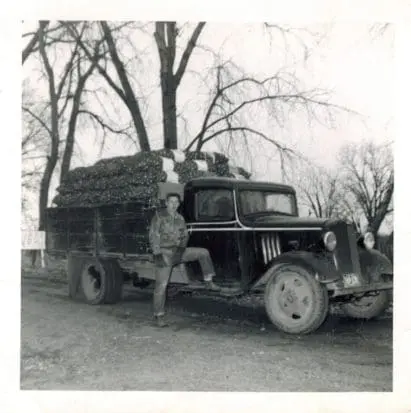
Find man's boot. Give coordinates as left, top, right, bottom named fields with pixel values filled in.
left=154, top=315, right=169, bottom=327
left=205, top=280, right=221, bottom=292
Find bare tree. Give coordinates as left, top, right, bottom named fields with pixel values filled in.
left=333, top=192, right=364, bottom=234
left=59, top=28, right=104, bottom=182
left=24, top=22, right=102, bottom=229
left=292, top=162, right=342, bottom=218
left=23, top=21, right=139, bottom=230
left=61, top=20, right=351, bottom=163
left=63, top=21, right=151, bottom=151
left=337, top=140, right=393, bottom=235
left=35, top=22, right=62, bottom=230
left=185, top=60, right=350, bottom=157
left=66, top=21, right=206, bottom=150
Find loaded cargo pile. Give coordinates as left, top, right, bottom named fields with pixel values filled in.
left=53, top=150, right=251, bottom=207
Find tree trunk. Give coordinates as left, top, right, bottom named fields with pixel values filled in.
left=368, top=214, right=388, bottom=236
left=38, top=150, right=58, bottom=230
left=59, top=125, right=76, bottom=184
left=37, top=22, right=60, bottom=231
left=155, top=22, right=205, bottom=150
left=100, top=22, right=151, bottom=152
left=161, top=73, right=177, bottom=149
left=60, top=92, right=81, bottom=184
left=367, top=180, right=394, bottom=235
left=60, top=61, right=96, bottom=183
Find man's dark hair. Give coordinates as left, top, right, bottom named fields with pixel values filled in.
left=166, top=193, right=181, bottom=202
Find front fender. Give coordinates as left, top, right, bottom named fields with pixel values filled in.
left=251, top=251, right=340, bottom=291
left=359, top=248, right=393, bottom=282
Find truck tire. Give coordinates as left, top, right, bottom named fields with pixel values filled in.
left=67, top=254, right=123, bottom=305
left=341, top=290, right=390, bottom=319
left=101, top=259, right=123, bottom=304
left=264, top=264, right=329, bottom=335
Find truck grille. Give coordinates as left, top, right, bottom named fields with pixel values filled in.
left=260, top=233, right=281, bottom=264
left=331, top=222, right=363, bottom=280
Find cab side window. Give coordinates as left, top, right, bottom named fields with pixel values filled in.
left=195, top=189, right=235, bottom=221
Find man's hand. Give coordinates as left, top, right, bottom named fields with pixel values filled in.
left=172, top=247, right=185, bottom=265
left=153, top=254, right=167, bottom=267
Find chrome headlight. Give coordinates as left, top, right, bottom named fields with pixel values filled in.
left=323, top=231, right=337, bottom=251
left=363, top=232, right=375, bottom=249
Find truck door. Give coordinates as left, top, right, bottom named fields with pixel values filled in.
left=186, top=187, right=241, bottom=285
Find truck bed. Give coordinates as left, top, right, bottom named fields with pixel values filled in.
left=45, top=201, right=157, bottom=257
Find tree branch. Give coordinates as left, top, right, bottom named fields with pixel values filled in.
left=22, top=107, right=52, bottom=136
left=62, top=21, right=127, bottom=102
left=186, top=61, right=352, bottom=154
left=57, top=65, right=75, bottom=119
left=100, top=21, right=150, bottom=151
left=78, top=110, right=132, bottom=135
left=187, top=71, right=279, bottom=150
left=198, top=126, right=296, bottom=157
left=55, top=29, right=83, bottom=100
left=174, top=22, right=205, bottom=86
left=60, top=52, right=99, bottom=183
left=38, top=24, right=56, bottom=107
left=22, top=20, right=49, bottom=64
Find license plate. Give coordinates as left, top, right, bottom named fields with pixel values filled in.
left=343, top=273, right=361, bottom=287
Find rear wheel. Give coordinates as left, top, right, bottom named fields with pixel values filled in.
left=68, top=254, right=123, bottom=304
left=264, top=264, right=329, bottom=335
left=341, top=291, right=390, bottom=319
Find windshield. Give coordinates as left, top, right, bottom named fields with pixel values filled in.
left=239, top=190, right=296, bottom=216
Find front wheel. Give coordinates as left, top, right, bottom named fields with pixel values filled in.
left=341, top=290, right=390, bottom=319
left=264, top=264, right=329, bottom=335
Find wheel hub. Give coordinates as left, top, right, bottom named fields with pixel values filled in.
left=285, top=290, right=297, bottom=303
left=276, top=274, right=312, bottom=319
left=81, top=265, right=102, bottom=301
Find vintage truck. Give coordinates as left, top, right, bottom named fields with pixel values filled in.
left=45, top=176, right=393, bottom=335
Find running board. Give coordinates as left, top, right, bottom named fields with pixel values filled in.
left=174, top=284, right=245, bottom=297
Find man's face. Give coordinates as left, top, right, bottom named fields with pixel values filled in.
left=166, top=196, right=180, bottom=214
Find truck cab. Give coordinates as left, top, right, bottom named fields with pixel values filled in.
left=181, top=178, right=300, bottom=289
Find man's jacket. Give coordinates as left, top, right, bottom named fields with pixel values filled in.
left=149, top=209, right=189, bottom=255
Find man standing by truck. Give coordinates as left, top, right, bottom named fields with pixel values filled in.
left=149, top=192, right=221, bottom=327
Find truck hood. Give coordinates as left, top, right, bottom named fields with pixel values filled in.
left=240, top=214, right=338, bottom=229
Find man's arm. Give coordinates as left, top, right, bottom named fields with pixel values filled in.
left=149, top=213, right=162, bottom=255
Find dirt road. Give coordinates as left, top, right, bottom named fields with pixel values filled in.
left=20, top=270, right=393, bottom=391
